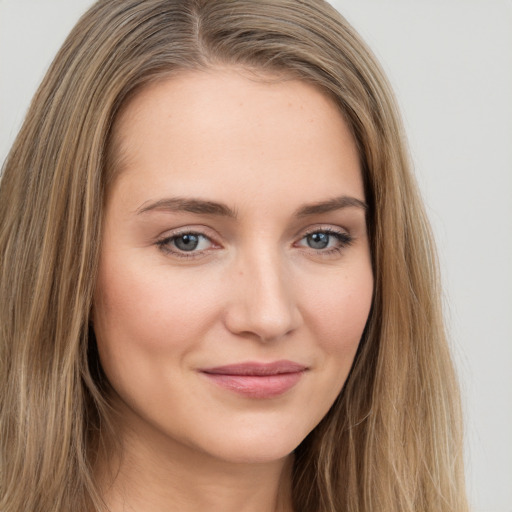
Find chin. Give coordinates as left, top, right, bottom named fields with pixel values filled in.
left=189, top=423, right=312, bottom=465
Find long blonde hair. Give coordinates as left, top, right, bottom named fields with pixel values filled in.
left=0, top=1, right=467, bottom=511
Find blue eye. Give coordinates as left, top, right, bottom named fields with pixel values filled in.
left=173, top=233, right=200, bottom=251
left=298, top=229, right=353, bottom=252
left=158, top=232, right=213, bottom=255
left=306, top=232, right=330, bottom=249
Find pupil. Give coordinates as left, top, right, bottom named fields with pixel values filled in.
left=175, top=234, right=199, bottom=251
left=307, top=232, right=329, bottom=249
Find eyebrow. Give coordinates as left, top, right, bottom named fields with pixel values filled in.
left=295, top=196, right=368, bottom=217
left=136, top=195, right=367, bottom=218
left=136, top=197, right=238, bottom=217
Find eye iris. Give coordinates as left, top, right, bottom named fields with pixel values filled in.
left=307, top=232, right=330, bottom=249
left=174, top=234, right=199, bottom=251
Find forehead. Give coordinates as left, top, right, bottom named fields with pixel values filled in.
left=107, top=67, right=364, bottom=213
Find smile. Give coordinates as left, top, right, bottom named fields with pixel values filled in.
left=200, top=361, right=307, bottom=399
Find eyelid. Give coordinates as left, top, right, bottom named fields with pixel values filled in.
left=294, top=224, right=351, bottom=241
left=154, top=224, right=222, bottom=243
left=155, top=225, right=222, bottom=259
left=293, top=225, right=354, bottom=254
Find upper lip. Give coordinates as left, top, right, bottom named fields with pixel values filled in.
left=200, top=360, right=307, bottom=376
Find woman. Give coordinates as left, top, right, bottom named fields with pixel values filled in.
left=0, top=1, right=468, bottom=511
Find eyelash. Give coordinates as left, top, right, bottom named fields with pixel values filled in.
left=156, top=227, right=353, bottom=259
left=156, top=230, right=215, bottom=259
left=296, top=228, right=354, bottom=256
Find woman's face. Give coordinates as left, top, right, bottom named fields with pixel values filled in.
left=93, top=69, right=373, bottom=464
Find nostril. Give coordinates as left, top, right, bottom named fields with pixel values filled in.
left=223, top=292, right=302, bottom=343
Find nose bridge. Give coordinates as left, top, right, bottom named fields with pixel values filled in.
left=225, top=244, right=301, bottom=341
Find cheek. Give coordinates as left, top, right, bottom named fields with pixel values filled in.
left=301, top=263, right=373, bottom=379
left=308, top=267, right=373, bottom=340
left=91, top=252, right=222, bottom=391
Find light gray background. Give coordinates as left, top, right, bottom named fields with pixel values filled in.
left=1, top=1, right=511, bottom=511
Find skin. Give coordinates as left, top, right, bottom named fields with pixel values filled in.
left=93, top=68, right=373, bottom=512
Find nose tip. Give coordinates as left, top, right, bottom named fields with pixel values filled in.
left=223, top=261, right=302, bottom=343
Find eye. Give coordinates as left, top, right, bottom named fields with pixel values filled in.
left=157, top=231, right=214, bottom=257
left=305, top=232, right=332, bottom=250
left=296, top=229, right=353, bottom=253
left=172, top=233, right=207, bottom=252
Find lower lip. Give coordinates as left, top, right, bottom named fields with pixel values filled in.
left=201, top=372, right=304, bottom=399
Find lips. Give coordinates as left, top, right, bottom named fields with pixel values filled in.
left=200, top=360, right=307, bottom=398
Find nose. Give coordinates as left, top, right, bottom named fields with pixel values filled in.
left=223, top=250, right=302, bottom=343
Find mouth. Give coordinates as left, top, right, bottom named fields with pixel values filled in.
left=199, top=360, right=307, bottom=399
